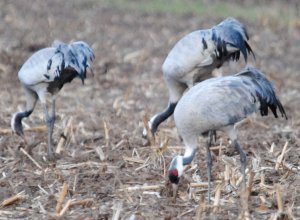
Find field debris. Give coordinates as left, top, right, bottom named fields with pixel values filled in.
left=56, top=182, right=69, bottom=214
left=0, top=0, right=299, bottom=219
left=0, top=191, right=26, bottom=208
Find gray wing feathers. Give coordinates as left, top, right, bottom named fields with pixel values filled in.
left=212, top=17, right=255, bottom=62
left=236, top=67, right=287, bottom=119
left=47, top=40, right=94, bottom=84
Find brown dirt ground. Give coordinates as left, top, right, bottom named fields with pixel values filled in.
left=0, top=0, right=300, bottom=219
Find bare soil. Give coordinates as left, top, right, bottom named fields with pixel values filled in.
left=0, top=0, right=299, bottom=219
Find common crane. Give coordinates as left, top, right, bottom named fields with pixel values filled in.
left=168, top=66, right=287, bottom=201
left=144, top=17, right=255, bottom=138
left=11, top=40, right=94, bottom=160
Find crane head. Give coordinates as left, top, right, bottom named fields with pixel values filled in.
left=168, top=155, right=184, bottom=184
left=168, top=155, right=185, bottom=199
left=168, top=169, right=180, bottom=200
left=168, top=169, right=180, bottom=184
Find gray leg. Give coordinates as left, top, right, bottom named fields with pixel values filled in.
left=234, top=140, right=247, bottom=183
left=208, top=130, right=216, bottom=147
left=206, top=130, right=213, bottom=203
left=50, top=99, right=56, bottom=136
left=44, top=100, right=56, bottom=160
left=222, top=125, right=247, bottom=186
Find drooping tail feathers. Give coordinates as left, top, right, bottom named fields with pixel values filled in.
left=47, top=40, right=95, bottom=84
left=236, top=66, right=287, bottom=119
left=212, top=17, right=255, bottom=62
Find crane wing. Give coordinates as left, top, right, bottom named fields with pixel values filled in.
left=47, top=41, right=94, bottom=84
left=236, top=67, right=287, bottom=119
left=212, top=17, right=255, bottom=62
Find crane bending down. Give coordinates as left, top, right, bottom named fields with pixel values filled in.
left=144, top=17, right=255, bottom=137
left=11, top=40, right=94, bottom=160
left=168, top=66, right=287, bottom=202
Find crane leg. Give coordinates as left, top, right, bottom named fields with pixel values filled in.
left=206, top=130, right=213, bottom=203
left=222, top=125, right=247, bottom=186
left=44, top=99, right=56, bottom=160
left=233, top=140, right=247, bottom=184
left=209, top=130, right=217, bottom=146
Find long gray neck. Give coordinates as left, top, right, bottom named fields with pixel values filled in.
left=12, top=110, right=33, bottom=136
left=151, top=102, right=177, bottom=134
left=182, top=148, right=196, bottom=165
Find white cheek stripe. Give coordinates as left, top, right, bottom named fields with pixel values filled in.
left=177, top=156, right=184, bottom=177
left=11, top=113, right=17, bottom=132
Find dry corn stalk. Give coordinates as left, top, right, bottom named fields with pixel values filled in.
left=56, top=182, right=69, bottom=214
left=103, top=120, right=110, bottom=148
left=275, top=141, right=288, bottom=170
left=69, top=198, right=93, bottom=207
left=117, top=184, right=163, bottom=192
left=276, top=184, right=284, bottom=214
left=20, top=147, right=43, bottom=170
left=213, top=183, right=222, bottom=212
left=0, top=191, right=26, bottom=208
left=58, top=199, right=73, bottom=216
left=0, top=126, right=47, bottom=135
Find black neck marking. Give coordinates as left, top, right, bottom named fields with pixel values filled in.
left=13, top=110, right=33, bottom=136
left=151, top=102, right=177, bottom=134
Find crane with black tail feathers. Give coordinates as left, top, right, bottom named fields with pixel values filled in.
left=144, top=17, right=255, bottom=138
left=11, top=40, right=94, bottom=160
left=168, top=66, right=287, bottom=202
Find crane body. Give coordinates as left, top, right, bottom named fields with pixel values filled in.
left=168, top=67, right=287, bottom=201
left=145, top=17, right=255, bottom=137
left=11, top=40, right=94, bottom=160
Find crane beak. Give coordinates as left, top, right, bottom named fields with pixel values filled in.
left=172, top=183, right=178, bottom=202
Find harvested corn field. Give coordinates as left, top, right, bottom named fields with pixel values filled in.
left=0, top=0, right=300, bottom=219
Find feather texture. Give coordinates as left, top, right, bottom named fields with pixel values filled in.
left=169, top=66, right=286, bottom=201
left=212, top=17, right=255, bottom=62
left=18, top=40, right=94, bottom=88
left=47, top=41, right=95, bottom=84
left=12, top=40, right=95, bottom=160
left=162, top=17, right=255, bottom=102
left=174, top=66, right=287, bottom=137
left=146, top=17, right=256, bottom=137
left=236, top=66, right=287, bottom=119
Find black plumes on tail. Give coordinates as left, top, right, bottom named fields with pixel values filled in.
left=237, top=66, right=287, bottom=120
left=47, top=41, right=94, bottom=85
left=212, top=17, right=255, bottom=62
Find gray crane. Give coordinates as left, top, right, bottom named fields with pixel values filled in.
left=11, top=40, right=94, bottom=160
left=168, top=66, right=287, bottom=202
left=144, top=17, right=255, bottom=138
